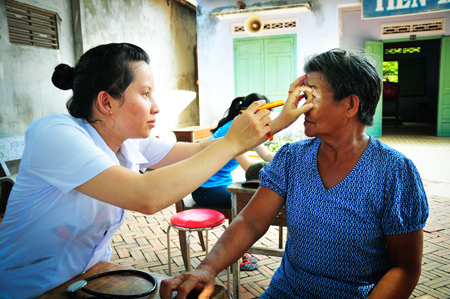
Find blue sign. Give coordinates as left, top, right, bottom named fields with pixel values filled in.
left=362, top=0, right=450, bottom=19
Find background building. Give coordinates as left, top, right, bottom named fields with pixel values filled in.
left=196, top=0, right=450, bottom=137
left=0, top=0, right=198, bottom=139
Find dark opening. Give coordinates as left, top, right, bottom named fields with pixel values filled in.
left=382, top=39, right=440, bottom=136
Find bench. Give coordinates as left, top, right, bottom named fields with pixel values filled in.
left=172, top=126, right=213, bottom=143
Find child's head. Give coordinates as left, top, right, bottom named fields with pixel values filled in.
left=211, top=93, right=270, bottom=133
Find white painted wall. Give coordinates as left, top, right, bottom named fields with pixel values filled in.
left=196, top=0, right=358, bottom=139
left=0, top=0, right=75, bottom=137
left=197, top=0, right=450, bottom=140
left=341, top=9, right=450, bottom=50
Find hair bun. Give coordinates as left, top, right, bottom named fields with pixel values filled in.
left=52, top=64, right=74, bottom=90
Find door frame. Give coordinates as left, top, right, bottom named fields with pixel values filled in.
left=367, top=34, right=445, bottom=136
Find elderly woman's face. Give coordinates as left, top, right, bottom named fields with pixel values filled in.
left=303, top=72, right=348, bottom=138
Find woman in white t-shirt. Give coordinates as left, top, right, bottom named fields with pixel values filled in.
left=0, top=43, right=312, bottom=298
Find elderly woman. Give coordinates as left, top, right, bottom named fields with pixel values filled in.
left=160, top=49, right=429, bottom=299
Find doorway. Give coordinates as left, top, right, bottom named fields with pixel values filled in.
left=382, top=39, right=441, bottom=136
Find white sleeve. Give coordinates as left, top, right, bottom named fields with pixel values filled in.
left=136, top=136, right=175, bottom=169
left=23, top=115, right=115, bottom=194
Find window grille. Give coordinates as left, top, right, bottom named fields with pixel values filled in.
left=381, top=18, right=445, bottom=36
left=233, top=19, right=297, bottom=34
left=5, top=0, right=60, bottom=49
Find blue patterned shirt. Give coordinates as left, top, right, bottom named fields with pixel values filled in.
left=259, top=137, right=428, bottom=299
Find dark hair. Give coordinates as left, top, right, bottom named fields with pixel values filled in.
left=211, top=93, right=270, bottom=133
left=52, top=43, right=150, bottom=122
left=303, top=48, right=382, bottom=126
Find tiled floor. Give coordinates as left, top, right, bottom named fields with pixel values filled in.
left=0, top=123, right=448, bottom=297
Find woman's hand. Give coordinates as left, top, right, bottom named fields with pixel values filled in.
left=278, top=74, right=313, bottom=129
left=160, top=266, right=217, bottom=299
left=222, top=100, right=271, bottom=156
left=268, top=75, right=313, bottom=135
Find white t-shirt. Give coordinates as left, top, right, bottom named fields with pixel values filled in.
left=0, top=114, right=174, bottom=299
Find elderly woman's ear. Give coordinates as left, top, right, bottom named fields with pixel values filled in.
left=345, top=94, right=360, bottom=119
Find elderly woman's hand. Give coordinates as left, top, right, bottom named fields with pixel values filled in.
left=159, top=266, right=217, bottom=299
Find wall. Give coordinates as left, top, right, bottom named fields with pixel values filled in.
left=196, top=0, right=357, bottom=140
left=0, top=0, right=75, bottom=138
left=76, top=0, right=198, bottom=135
left=341, top=9, right=450, bottom=50
left=0, top=0, right=198, bottom=140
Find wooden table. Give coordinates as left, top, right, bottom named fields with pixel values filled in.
left=172, top=126, right=213, bottom=143
left=227, top=182, right=287, bottom=299
left=37, top=261, right=226, bottom=299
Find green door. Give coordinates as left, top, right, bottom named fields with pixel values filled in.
left=234, top=40, right=264, bottom=96
left=234, top=35, right=296, bottom=103
left=264, top=37, right=296, bottom=102
left=437, top=37, right=450, bottom=136
left=365, top=41, right=384, bottom=137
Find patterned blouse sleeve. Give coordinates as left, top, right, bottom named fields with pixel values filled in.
left=259, top=143, right=292, bottom=198
left=381, top=156, right=429, bottom=235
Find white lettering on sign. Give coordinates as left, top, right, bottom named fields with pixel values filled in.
left=387, top=0, right=396, bottom=10
left=377, top=0, right=428, bottom=11
left=376, top=0, right=385, bottom=11
left=368, top=0, right=449, bottom=18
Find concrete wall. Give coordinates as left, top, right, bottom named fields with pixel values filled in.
left=0, top=0, right=75, bottom=138
left=74, top=0, right=198, bottom=137
left=0, top=0, right=197, bottom=139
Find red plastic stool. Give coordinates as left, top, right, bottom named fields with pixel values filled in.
left=167, top=209, right=230, bottom=293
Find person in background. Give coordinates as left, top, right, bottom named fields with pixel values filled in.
left=0, top=43, right=313, bottom=298
left=160, top=48, right=428, bottom=299
left=192, top=93, right=275, bottom=271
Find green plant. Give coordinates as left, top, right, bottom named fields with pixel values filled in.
left=267, top=137, right=302, bottom=152
left=382, top=61, right=398, bottom=83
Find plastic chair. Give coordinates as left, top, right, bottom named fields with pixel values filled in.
left=175, top=195, right=231, bottom=269
left=167, top=208, right=230, bottom=294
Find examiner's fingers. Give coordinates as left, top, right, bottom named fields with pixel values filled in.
left=244, top=100, right=266, bottom=114
left=289, top=74, right=307, bottom=91
left=286, top=85, right=312, bottom=107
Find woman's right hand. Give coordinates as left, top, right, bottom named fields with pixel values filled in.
left=223, top=100, right=271, bottom=156
left=160, top=266, right=217, bottom=299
